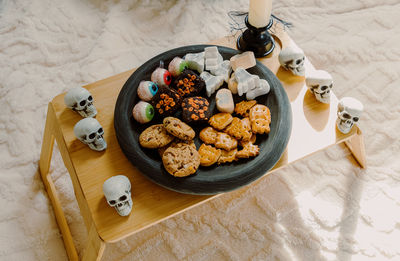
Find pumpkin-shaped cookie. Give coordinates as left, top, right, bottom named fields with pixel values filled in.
left=249, top=104, right=271, bottom=134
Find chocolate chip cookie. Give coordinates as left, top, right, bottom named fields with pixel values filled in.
left=162, top=143, right=200, bottom=177
left=139, top=124, right=174, bottom=149
left=163, top=117, right=195, bottom=141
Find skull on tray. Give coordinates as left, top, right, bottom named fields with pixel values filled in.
left=306, top=70, right=333, bottom=104
left=278, top=46, right=306, bottom=76
left=73, top=118, right=107, bottom=151
left=64, top=87, right=97, bottom=118
left=337, top=97, right=363, bottom=134
left=103, top=175, right=133, bottom=216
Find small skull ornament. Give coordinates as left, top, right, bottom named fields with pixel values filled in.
left=74, top=118, right=107, bottom=151
left=103, top=175, right=132, bottom=216
left=337, top=97, right=363, bottom=134
left=278, top=46, right=306, bottom=76
left=64, top=87, right=97, bottom=118
left=306, top=70, right=333, bottom=103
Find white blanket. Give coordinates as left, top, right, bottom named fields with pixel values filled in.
left=1, top=0, right=399, bottom=260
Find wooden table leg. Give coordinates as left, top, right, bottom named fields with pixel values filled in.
left=345, top=128, right=367, bottom=168
left=82, top=224, right=106, bottom=261
left=39, top=104, right=56, bottom=177
left=39, top=104, right=79, bottom=261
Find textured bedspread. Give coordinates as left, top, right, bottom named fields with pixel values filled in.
left=1, top=0, right=400, bottom=260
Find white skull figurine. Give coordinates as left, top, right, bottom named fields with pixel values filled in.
left=103, top=175, right=132, bottom=216
left=337, top=97, right=363, bottom=134
left=74, top=118, right=107, bottom=151
left=306, top=70, right=333, bottom=103
left=278, top=46, right=306, bottom=76
left=64, top=87, right=97, bottom=117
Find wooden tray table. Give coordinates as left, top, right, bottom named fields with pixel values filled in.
left=39, top=24, right=366, bottom=261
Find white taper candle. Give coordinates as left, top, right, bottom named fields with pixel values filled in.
left=248, top=0, right=272, bottom=28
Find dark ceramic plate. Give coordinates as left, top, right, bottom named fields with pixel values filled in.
left=114, top=45, right=292, bottom=195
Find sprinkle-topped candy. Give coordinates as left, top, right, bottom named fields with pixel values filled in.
left=132, top=101, right=155, bottom=124
left=150, top=85, right=181, bottom=117
left=137, top=81, right=158, bottom=101
left=181, top=96, right=211, bottom=124
left=172, top=69, right=205, bottom=98
left=151, top=68, right=172, bottom=87
left=168, top=57, right=188, bottom=77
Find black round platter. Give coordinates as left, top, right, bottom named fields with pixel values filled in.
left=114, top=45, right=292, bottom=195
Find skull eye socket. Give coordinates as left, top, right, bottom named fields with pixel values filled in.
left=296, top=59, right=302, bottom=65
left=109, top=200, right=116, bottom=205
left=88, top=96, right=93, bottom=101
left=88, top=133, right=96, bottom=139
left=321, top=86, right=328, bottom=91
left=98, top=128, right=103, bottom=134
left=119, top=195, right=127, bottom=201
left=79, top=100, right=86, bottom=106
left=342, top=113, right=351, bottom=119
left=353, top=117, right=359, bottom=122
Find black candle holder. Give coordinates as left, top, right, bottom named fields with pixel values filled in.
left=237, top=15, right=275, bottom=58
